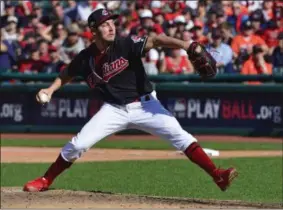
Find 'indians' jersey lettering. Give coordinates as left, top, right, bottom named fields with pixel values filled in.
left=64, top=35, right=153, bottom=105
left=102, top=57, right=129, bottom=81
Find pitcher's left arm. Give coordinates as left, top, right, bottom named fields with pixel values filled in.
left=144, top=35, right=217, bottom=78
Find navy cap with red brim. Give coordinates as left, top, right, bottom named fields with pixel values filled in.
left=88, top=9, right=119, bottom=28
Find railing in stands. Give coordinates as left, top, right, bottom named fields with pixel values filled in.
left=0, top=72, right=283, bottom=83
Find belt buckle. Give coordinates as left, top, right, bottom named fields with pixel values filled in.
left=145, top=95, right=150, bottom=101
left=133, top=94, right=150, bottom=103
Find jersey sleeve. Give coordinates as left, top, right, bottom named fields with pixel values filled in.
left=62, top=50, right=85, bottom=78
left=126, top=35, right=148, bottom=58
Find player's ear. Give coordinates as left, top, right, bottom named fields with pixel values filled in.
left=90, top=27, right=97, bottom=36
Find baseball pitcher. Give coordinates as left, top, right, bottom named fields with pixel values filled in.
left=24, top=9, right=237, bottom=192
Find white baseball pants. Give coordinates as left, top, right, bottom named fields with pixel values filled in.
left=61, top=91, right=197, bottom=162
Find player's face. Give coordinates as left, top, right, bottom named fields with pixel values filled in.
left=97, top=19, right=116, bottom=42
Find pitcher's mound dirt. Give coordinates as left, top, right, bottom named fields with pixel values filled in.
left=1, top=147, right=282, bottom=163
left=1, top=187, right=280, bottom=209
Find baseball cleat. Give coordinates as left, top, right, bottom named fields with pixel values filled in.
left=23, top=177, right=51, bottom=192
left=213, top=168, right=238, bottom=191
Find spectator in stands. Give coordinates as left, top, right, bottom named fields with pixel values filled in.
left=174, top=15, right=187, bottom=39
left=51, top=23, right=68, bottom=48
left=221, top=0, right=233, bottom=16
left=160, top=48, right=193, bottom=74
left=77, top=1, right=93, bottom=23
left=249, top=10, right=264, bottom=36
left=204, top=3, right=225, bottom=34
left=181, top=30, right=192, bottom=42
left=21, top=14, right=46, bottom=40
left=2, top=16, right=19, bottom=43
left=219, top=23, right=234, bottom=46
left=16, top=0, right=33, bottom=17
left=262, top=17, right=283, bottom=55
left=262, top=0, right=274, bottom=22
left=1, top=0, right=279, bottom=76
left=241, top=45, right=272, bottom=84
left=38, top=40, right=51, bottom=64
left=64, top=0, right=79, bottom=22
left=216, top=8, right=227, bottom=27
left=33, top=4, right=51, bottom=26
left=142, top=27, right=160, bottom=75
left=272, top=32, right=283, bottom=73
left=165, top=20, right=177, bottom=38
left=227, top=1, right=249, bottom=33
left=240, top=0, right=263, bottom=13
left=51, top=3, right=72, bottom=27
left=190, top=24, right=208, bottom=45
left=231, top=21, right=267, bottom=66
left=42, top=46, right=66, bottom=74
left=130, top=9, right=163, bottom=36
left=80, top=31, right=93, bottom=48
left=182, top=7, right=195, bottom=32
left=0, top=29, right=17, bottom=72
left=196, top=0, right=207, bottom=24
left=106, top=1, right=121, bottom=13
left=206, top=29, right=234, bottom=73
left=61, top=26, right=85, bottom=63
left=0, top=2, right=16, bottom=28
left=18, top=48, right=45, bottom=73
left=153, top=9, right=166, bottom=32
left=20, top=32, right=37, bottom=59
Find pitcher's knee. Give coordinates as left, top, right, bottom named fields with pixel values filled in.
left=61, top=136, right=90, bottom=162
left=170, top=132, right=197, bottom=151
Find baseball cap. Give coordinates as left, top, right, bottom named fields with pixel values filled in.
left=139, top=9, right=153, bottom=19
left=88, top=9, right=119, bottom=29
left=5, top=2, right=14, bottom=8
left=174, top=15, right=186, bottom=25
left=241, top=21, right=252, bottom=30
left=249, top=10, right=262, bottom=22
left=67, top=24, right=81, bottom=35
left=7, top=16, right=18, bottom=24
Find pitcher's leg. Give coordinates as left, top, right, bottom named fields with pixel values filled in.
left=23, top=103, right=129, bottom=192
left=130, top=100, right=238, bottom=191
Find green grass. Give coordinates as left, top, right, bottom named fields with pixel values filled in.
left=1, top=158, right=282, bottom=203
left=1, top=138, right=282, bottom=151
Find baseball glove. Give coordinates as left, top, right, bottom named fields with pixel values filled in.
left=187, top=42, right=217, bottom=79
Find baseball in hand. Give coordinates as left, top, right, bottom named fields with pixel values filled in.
left=38, top=92, right=50, bottom=103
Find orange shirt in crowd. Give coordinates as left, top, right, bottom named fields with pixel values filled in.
left=241, top=58, right=272, bottom=84
left=231, top=34, right=266, bottom=56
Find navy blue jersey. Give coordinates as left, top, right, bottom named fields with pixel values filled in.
left=64, top=35, right=153, bottom=105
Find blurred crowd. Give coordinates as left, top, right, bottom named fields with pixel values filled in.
left=0, top=0, right=283, bottom=77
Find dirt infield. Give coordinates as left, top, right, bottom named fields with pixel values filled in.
left=2, top=133, right=283, bottom=143
left=1, top=147, right=283, bottom=163
left=1, top=133, right=282, bottom=209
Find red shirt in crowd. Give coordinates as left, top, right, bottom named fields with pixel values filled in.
left=262, top=27, right=283, bottom=48
left=164, top=56, right=191, bottom=74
